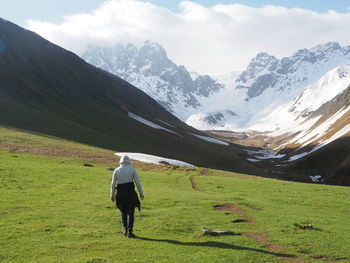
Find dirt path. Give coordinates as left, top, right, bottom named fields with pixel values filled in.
left=188, top=168, right=211, bottom=192
left=188, top=173, right=305, bottom=262
left=213, top=202, right=306, bottom=263
left=189, top=175, right=203, bottom=192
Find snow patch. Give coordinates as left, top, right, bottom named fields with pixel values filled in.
left=287, top=151, right=310, bottom=162
left=190, top=71, right=199, bottom=81
left=114, top=152, right=196, bottom=167
left=247, top=158, right=261, bottom=162
left=189, top=133, right=229, bottom=146
left=245, top=149, right=285, bottom=159
left=287, top=123, right=350, bottom=162
left=128, top=112, right=178, bottom=135
left=156, top=119, right=176, bottom=128
left=292, top=105, right=350, bottom=146
left=309, top=175, right=323, bottom=183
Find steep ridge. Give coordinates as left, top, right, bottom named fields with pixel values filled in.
left=242, top=71, right=350, bottom=185
left=82, top=42, right=223, bottom=120
left=0, top=18, right=259, bottom=174
left=278, top=85, right=350, bottom=185
left=251, top=65, right=350, bottom=133
left=187, top=42, right=350, bottom=130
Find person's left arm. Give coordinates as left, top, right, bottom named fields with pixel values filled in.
left=110, top=169, right=118, bottom=202
left=132, top=168, right=144, bottom=200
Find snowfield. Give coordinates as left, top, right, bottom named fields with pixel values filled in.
left=245, top=149, right=286, bottom=160
left=287, top=123, right=350, bottom=162
left=128, top=112, right=180, bottom=136
left=189, top=133, right=230, bottom=146
left=114, top=152, right=196, bottom=167
left=246, top=158, right=261, bottom=162
left=309, top=175, right=324, bottom=183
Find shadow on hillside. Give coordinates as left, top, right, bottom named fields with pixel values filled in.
left=279, top=135, right=350, bottom=186
left=137, top=237, right=295, bottom=258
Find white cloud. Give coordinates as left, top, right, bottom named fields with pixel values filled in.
left=27, top=0, right=350, bottom=75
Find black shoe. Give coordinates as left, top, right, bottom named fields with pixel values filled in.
left=127, top=232, right=136, bottom=238
left=122, top=230, right=127, bottom=236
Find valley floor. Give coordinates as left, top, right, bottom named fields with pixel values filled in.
left=0, top=127, right=349, bottom=263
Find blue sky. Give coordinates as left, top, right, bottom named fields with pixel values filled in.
left=1, top=0, right=350, bottom=26
left=148, top=0, right=350, bottom=13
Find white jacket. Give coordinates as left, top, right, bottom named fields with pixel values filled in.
left=110, top=156, right=143, bottom=198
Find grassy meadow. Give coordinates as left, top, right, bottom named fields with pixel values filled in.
left=0, top=127, right=349, bottom=263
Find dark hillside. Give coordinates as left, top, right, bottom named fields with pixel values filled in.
left=0, top=18, right=259, bottom=174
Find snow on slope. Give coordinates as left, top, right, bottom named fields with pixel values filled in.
left=186, top=42, right=350, bottom=131
left=250, top=64, right=350, bottom=133
left=189, top=133, right=229, bottom=146
left=114, top=152, right=196, bottom=167
left=292, top=106, right=350, bottom=146
left=287, top=123, right=350, bottom=162
left=128, top=111, right=180, bottom=136
left=82, top=41, right=223, bottom=120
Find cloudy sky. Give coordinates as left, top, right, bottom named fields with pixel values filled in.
left=2, top=0, right=350, bottom=75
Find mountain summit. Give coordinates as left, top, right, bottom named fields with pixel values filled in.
left=82, top=41, right=223, bottom=119
left=186, top=42, right=350, bottom=131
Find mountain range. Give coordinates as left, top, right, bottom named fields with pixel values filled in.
left=82, top=41, right=350, bottom=185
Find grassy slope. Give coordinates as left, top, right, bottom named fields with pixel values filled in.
left=0, top=127, right=349, bottom=263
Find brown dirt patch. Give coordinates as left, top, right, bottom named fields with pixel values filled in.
left=1, top=144, right=118, bottom=164
left=285, top=258, right=306, bottom=263
left=243, top=233, right=306, bottom=263
left=213, top=203, right=245, bottom=214
left=199, top=168, right=209, bottom=175
left=243, top=233, right=283, bottom=252
left=243, top=232, right=269, bottom=243
left=265, top=243, right=284, bottom=253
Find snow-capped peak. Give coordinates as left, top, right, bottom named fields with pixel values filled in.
left=82, top=41, right=224, bottom=120
left=186, top=42, right=350, bottom=132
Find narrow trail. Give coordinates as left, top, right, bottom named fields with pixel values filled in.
left=182, top=169, right=342, bottom=263
left=189, top=168, right=209, bottom=192
left=213, top=203, right=306, bottom=263
left=184, top=170, right=306, bottom=262
left=189, top=175, right=203, bottom=192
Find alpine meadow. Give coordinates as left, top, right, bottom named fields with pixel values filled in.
left=1, top=1, right=350, bottom=263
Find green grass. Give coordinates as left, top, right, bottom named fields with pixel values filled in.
left=1, top=128, right=349, bottom=263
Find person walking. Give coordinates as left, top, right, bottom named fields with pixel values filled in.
left=110, top=155, right=144, bottom=238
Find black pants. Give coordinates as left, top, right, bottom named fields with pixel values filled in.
left=121, top=206, right=135, bottom=233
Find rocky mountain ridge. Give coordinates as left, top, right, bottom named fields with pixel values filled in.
left=82, top=41, right=223, bottom=119
left=187, top=42, right=350, bottom=131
